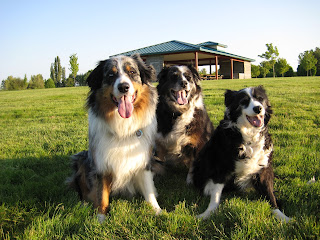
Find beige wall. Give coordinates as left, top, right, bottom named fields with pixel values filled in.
left=220, top=60, right=251, bottom=79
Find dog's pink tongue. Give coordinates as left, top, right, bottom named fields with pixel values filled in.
left=176, top=90, right=188, bottom=105
left=118, top=95, right=133, bottom=118
left=249, top=116, right=263, bottom=127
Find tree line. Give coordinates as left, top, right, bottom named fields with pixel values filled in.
left=252, top=44, right=319, bottom=78
left=1, top=54, right=91, bottom=91
left=2, top=44, right=320, bottom=90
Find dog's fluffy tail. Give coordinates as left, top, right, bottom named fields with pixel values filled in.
left=65, top=150, right=90, bottom=200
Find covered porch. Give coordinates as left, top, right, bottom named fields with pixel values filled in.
left=113, top=40, right=254, bottom=80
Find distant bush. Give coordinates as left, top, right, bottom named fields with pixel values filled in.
left=45, top=78, right=55, bottom=88
left=28, top=74, right=45, bottom=89
left=2, top=76, right=27, bottom=90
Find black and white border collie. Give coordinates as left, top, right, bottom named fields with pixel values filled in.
left=156, top=65, right=213, bottom=175
left=67, top=54, right=161, bottom=222
left=191, top=86, right=291, bottom=222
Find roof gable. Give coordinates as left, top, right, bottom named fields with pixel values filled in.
left=112, top=40, right=254, bottom=62
left=197, top=41, right=227, bottom=48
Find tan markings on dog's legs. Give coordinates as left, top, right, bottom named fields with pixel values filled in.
left=94, top=174, right=112, bottom=223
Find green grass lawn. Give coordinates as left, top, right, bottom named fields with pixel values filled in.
left=1, top=77, right=319, bottom=239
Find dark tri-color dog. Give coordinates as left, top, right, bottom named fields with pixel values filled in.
left=155, top=65, right=213, bottom=179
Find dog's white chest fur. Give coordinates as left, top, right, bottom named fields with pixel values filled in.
left=234, top=130, right=271, bottom=188
left=88, top=110, right=157, bottom=192
left=156, top=96, right=203, bottom=156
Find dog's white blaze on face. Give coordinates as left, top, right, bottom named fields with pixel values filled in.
left=110, top=57, right=138, bottom=119
left=177, top=66, right=191, bottom=91
left=241, top=88, right=265, bottom=128
left=112, top=60, right=135, bottom=99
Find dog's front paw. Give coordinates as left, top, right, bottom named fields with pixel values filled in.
left=196, top=211, right=211, bottom=220
left=272, top=209, right=292, bottom=223
left=153, top=207, right=162, bottom=215
left=97, top=213, right=106, bottom=223
left=186, top=172, right=193, bottom=185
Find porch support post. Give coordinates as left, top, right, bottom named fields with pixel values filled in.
left=231, top=59, right=234, bottom=79
left=209, top=59, right=212, bottom=74
left=195, top=52, right=198, bottom=70
left=215, top=56, right=218, bottom=80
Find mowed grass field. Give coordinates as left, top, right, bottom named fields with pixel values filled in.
left=0, top=76, right=319, bottom=239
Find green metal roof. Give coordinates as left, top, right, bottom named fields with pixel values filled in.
left=112, top=40, right=255, bottom=62
left=198, top=41, right=228, bottom=48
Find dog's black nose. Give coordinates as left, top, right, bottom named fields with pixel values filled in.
left=253, top=106, right=262, bottom=114
left=181, top=80, right=188, bottom=88
left=118, top=82, right=130, bottom=93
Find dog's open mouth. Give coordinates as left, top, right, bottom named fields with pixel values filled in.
left=171, top=90, right=189, bottom=105
left=246, top=115, right=264, bottom=128
left=112, top=91, right=137, bottom=118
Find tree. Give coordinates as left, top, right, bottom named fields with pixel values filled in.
left=259, top=43, right=279, bottom=78
left=23, top=74, right=28, bottom=87
left=3, top=76, right=28, bottom=90
left=28, top=74, right=45, bottom=89
left=50, top=56, right=62, bottom=87
left=61, top=67, right=66, bottom=86
left=259, top=61, right=271, bottom=78
left=45, top=78, right=55, bottom=88
left=312, top=47, right=320, bottom=76
left=251, top=64, right=260, bottom=78
left=275, top=58, right=290, bottom=77
left=298, top=50, right=317, bottom=76
left=50, top=64, right=55, bottom=83
left=198, top=68, right=207, bottom=76
left=65, top=74, right=75, bottom=87
left=284, top=66, right=295, bottom=77
left=69, top=54, right=79, bottom=83
left=75, top=74, right=86, bottom=86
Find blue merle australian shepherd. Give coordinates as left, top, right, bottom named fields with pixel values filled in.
left=67, top=54, right=161, bottom=222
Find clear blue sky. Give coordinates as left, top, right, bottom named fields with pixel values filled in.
left=1, top=0, right=319, bottom=81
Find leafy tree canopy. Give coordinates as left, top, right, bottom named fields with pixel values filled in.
left=69, top=54, right=79, bottom=82
left=251, top=64, right=260, bottom=78
left=2, top=76, right=28, bottom=90
left=259, top=43, right=279, bottom=78
left=298, top=50, right=317, bottom=76
left=275, top=58, right=290, bottom=77
left=45, top=78, right=55, bottom=88
left=28, top=74, right=45, bottom=89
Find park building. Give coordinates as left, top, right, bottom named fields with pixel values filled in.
left=112, top=40, right=255, bottom=80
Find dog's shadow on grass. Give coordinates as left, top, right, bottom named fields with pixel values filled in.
left=152, top=164, right=297, bottom=217
left=0, top=155, right=75, bottom=208
left=153, top=165, right=204, bottom=213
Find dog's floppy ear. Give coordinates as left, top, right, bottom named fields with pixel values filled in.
left=256, top=85, right=273, bottom=122
left=224, top=89, right=236, bottom=107
left=132, top=54, right=156, bottom=84
left=255, top=85, right=272, bottom=113
left=87, top=60, right=106, bottom=90
left=157, top=66, right=170, bottom=85
left=187, top=64, right=201, bottom=84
